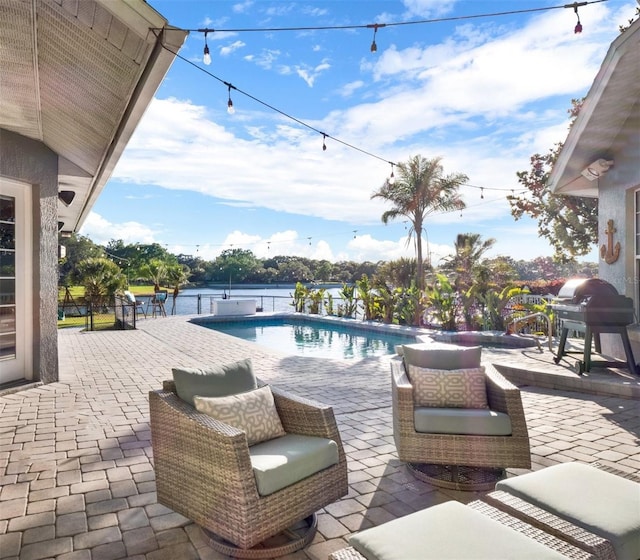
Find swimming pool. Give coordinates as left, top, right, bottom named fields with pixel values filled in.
left=197, top=316, right=418, bottom=359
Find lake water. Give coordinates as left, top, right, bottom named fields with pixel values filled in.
left=158, top=286, right=345, bottom=316
left=199, top=316, right=416, bottom=359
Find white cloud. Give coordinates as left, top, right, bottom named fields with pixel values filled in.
left=295, top=59, right=331, bottom=87
left=245, top=49, right=282, bottom=69
left=339, top=80, right=365, bottom=97
left=107, top=3, right=623, bottom=263
left=220, top=40, right=246, bottom=56
left=80, top=213, right=158, bottom=245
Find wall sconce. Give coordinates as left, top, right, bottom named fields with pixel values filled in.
left=581, top=159, right=613, bottom=181
left=58, top=190, right=76, bottom=206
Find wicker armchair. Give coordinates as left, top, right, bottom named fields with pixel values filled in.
left=391, top=355, right=531, bottom=487
left=149, top=380, right=348, bottom=557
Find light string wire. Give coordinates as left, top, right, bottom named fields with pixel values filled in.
left=153, top=37, right=536, bottom=196
left=154, top=1, right=605, bottom=34
left=152, top=38, right=395, bottom=167
left=132, top=188, right=528, bottom=254
left=150, top=0, right=606, bottom=190
left=146, top=1, right=601, bottom=252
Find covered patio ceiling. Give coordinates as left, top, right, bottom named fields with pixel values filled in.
left=549, top=18, right=640, bottom=198
left=0, top=0, right=187, bottom=233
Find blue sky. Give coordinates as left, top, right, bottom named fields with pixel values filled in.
left=81, top=0, right=637, bottom=264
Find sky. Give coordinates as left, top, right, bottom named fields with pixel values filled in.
left=80, top=0, right=637, bottom=265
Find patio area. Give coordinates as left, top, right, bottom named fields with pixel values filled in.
left=1, top=316, right=639, bottom=560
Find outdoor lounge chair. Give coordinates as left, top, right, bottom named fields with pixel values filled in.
left=149, top=358, right=348, bottom=558
left=328, top=499, right=595, bottom=559
left=485, top=462, right=640, bottom=560
left=391, top=343, right=531, bottom=489
left=123, top=290, right=146, bottom=319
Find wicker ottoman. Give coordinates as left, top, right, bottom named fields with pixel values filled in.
left=328, top=500, right=593, bottom=560
left=489, top=463, right=640, bottom=560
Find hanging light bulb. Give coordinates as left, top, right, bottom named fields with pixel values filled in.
left=480, top=187, right=484, bottom=199
left=389, top=162, right=395, bottom=184
left=203, top=30, right=212, bottom=65
left=227, top=84, right=235, bottom=114
left=367, top=23, right=385, bottom=53
left=322, top=134, right=327, bottom=151
left=573, top=3, right=582, bottom=33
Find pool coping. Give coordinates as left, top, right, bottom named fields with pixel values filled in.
left=190, top=312, right=539, bottom=348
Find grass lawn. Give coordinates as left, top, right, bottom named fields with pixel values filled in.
left=57, top=285, right=159, bottom=329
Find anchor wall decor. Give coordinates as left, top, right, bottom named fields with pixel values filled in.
left=600, top=219, right=621, bottom=264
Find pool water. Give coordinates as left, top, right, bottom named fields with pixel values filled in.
left=201, top=318, right=417, bottom=359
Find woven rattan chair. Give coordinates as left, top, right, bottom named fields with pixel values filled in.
left=391, top=356, right=531, bottom=489
left=149, top=379, right=348, bottom=558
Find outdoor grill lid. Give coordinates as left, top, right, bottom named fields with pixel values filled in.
left=556, top=278, right=619, bottom=303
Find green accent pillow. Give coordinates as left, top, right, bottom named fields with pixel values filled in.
left=402, top=343, right=482, bottom=370
left=194, top=385, right=286, bottom=446
left=172, top=358, right=257, bottom=406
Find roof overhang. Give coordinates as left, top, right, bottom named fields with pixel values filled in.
left=0, top=0, right=187, bottom=233
left=548, top=18, right=640, bottom=197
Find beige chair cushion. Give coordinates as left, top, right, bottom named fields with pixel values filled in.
left=194, top=385, right=286, bottom=446
left=496, top=463, right=640, bottom=560
left=402, top=343, right=482, bottom=370
left=172, top=358, right=257, bottom=406
left=250, top=434, right=339, bottom=496
left=348, top=501, right=567, bottom=560
left=407, top=364, right=489, bottom=409
left=414, top=407, right=512, bottom=435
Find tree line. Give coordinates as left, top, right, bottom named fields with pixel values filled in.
left=59, top=233, right=596, bottom=291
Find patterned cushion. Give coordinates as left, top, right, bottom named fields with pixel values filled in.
left=194, top=385, right=286, bottom=446
left=407, top=364, right=489, bottom=409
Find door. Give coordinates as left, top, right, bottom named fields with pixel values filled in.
left=0, top=178, right=32, bottom=384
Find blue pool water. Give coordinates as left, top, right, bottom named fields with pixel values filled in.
left=200, top=318, right=417, bottom=359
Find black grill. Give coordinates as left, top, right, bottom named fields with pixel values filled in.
left=553, top=278, right=634, bottom=327
left=551, top=278, right=637, bottom=375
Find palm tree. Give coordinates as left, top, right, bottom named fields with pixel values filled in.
left=166, top=264, right=191, bottom=315
left=444, top=233, right=496, bottom=292
left=371, top=155, right=467, bottom=289
left=140, top=259, right=167, bottom=292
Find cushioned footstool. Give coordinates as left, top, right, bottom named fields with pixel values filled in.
left=328, top=500, right=592, bottom=560
left=491, top=463, right=640, bottom=560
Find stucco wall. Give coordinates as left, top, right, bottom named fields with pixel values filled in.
left=0, top=128, right=59, bottom=383
left=596, top=100, right=640, bottom=365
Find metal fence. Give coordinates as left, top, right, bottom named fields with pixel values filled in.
left=60, top=291, right=565, bottom=335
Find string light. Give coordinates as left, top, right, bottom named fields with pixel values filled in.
left=368, top=23, right=384, bottom=52
left=153, top=2, right=607, bottom=174
left=568, top=1, right=586, bottom=33
left=353, top=230, right=358, bottom=238
left=203, top=30, right=211, bottom=65
left=174, top=1, right=607, bottom=57
left=480, top=187, right=484, bottom=199
left=389, top=163, right=395, bottom=184
left=226, top=83, right=235, bottom=114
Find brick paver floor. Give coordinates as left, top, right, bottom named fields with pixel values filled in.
left=0, top=316, right=638, bottom=559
